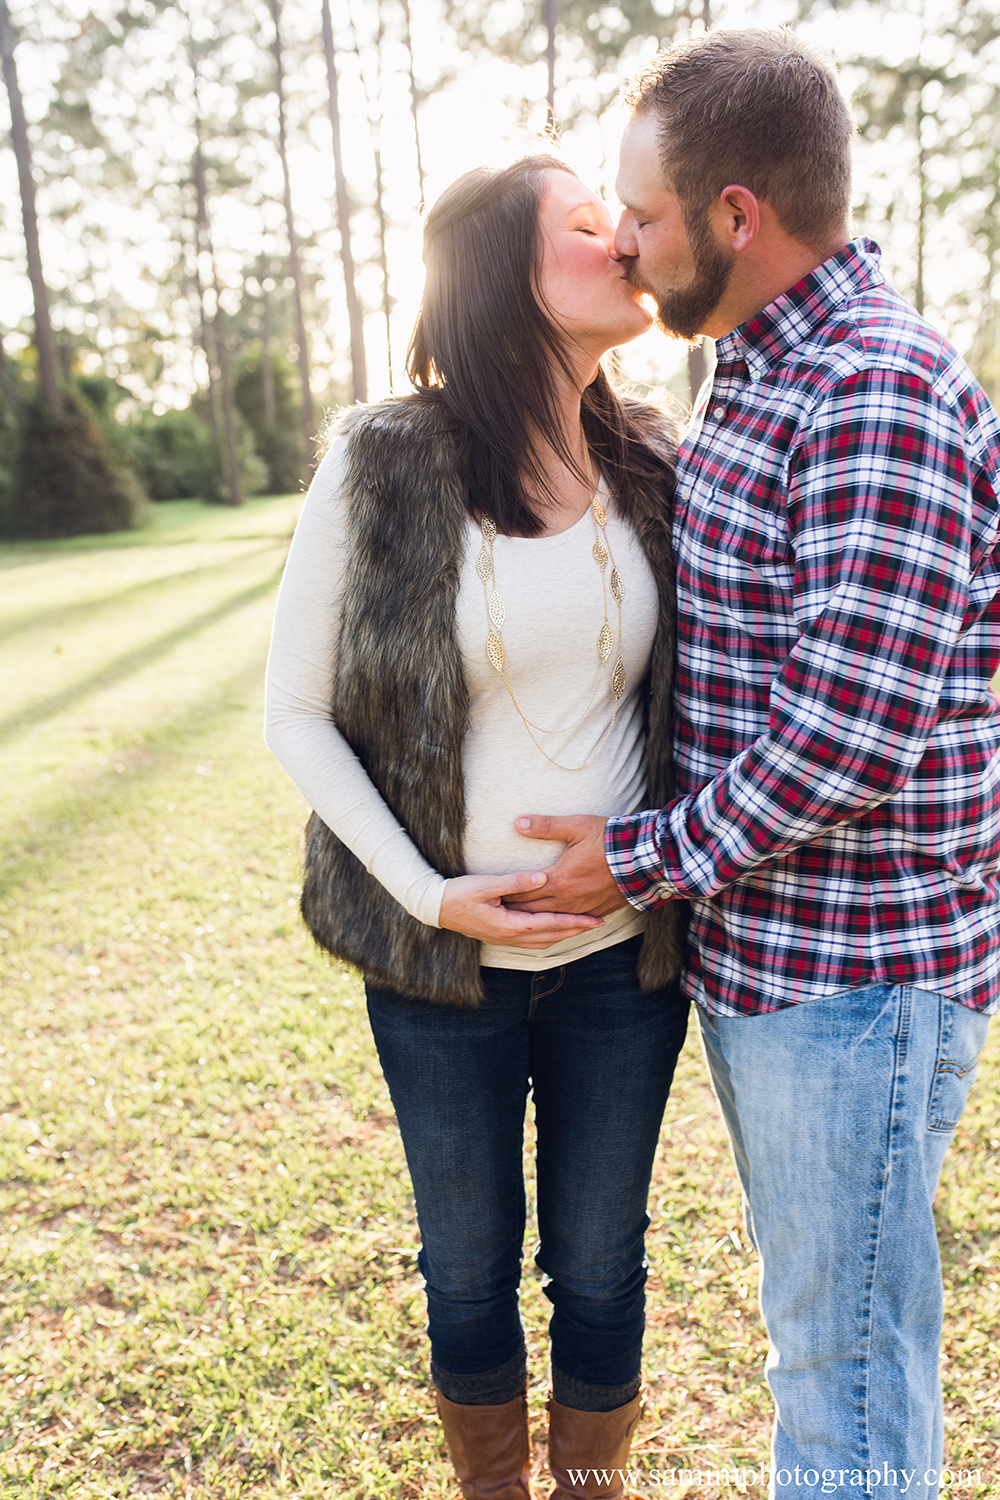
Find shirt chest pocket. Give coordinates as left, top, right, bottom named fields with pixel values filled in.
left=678, top=478, right=795, bottom=616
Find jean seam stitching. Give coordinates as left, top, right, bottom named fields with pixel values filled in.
left=528, top=967, right=566, bottom=1019
left=856, top=983, right=910, bottom=1463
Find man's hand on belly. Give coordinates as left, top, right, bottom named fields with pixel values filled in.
left=503, top=815, right=627, bottom=916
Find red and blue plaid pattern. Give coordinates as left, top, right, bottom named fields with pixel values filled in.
left=606, top=240, right=1000, bottom=1016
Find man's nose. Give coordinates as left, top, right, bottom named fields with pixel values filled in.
left=612, top=213, right=637, bottom=260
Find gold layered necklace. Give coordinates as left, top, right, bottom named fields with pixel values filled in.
left=477, top=446, right=626, bottom=772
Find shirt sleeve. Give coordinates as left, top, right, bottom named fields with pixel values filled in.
left=263, top=438, right=447, bottom=927
left=606, top=367, right=979, bottom=906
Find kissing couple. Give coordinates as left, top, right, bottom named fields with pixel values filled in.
left=266, top=26, right=1000, bottom=1500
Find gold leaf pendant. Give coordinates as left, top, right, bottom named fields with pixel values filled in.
left=488, top=591, right=505, bottom=631
left=486, top=632, right=505, bottom=673
left=612, top=659, right=626, bottom=699
left=598, top=621, right=614, bottom=662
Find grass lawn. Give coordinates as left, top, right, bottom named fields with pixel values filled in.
left=1, top=496, right=998, bottom=1498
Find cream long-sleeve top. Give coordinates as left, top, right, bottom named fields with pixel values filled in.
left=264, top=437, right=661, bottom=971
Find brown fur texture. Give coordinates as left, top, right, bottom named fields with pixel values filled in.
left=301, top=395, right=683, bottom=1005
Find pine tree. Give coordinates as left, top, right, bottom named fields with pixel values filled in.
left=0, top=0, right=60, bottom=415
left=322, top=0, right=368, bottom=404
left=269, top=0, right=316, bottom=470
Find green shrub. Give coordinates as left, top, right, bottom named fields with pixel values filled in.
left=0, top=410, right=16, bottom=535
left=5, top=388, right=148, bottom=539
left=0, top=349, right=26, bottom=533
left=230, top=412, right=269, bottom=501
left=126, top=407, right=220, bottom=501
left=235, top=354, right=303, bottom=494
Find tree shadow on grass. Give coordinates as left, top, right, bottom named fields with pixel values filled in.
left=0, top=565, right=285, bottom=746
left=0, top=541, right=283, bottom=647
left=0, top=495, right=301, bottom=571
left=0, top=653, right=277, bottom=902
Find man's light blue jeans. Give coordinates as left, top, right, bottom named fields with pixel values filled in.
left=698, top=985, right=990, bottom=1500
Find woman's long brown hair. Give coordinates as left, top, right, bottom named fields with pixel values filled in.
left=406, top=155, right=671, bottom=537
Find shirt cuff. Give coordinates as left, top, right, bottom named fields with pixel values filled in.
left=604, top=810, right=680, bottom=910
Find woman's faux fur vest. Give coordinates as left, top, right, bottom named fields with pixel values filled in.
left=300, top=395, right=683, bottom=1006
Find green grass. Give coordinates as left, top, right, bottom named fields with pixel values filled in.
left=0, top=495, right=306, bottom=559
left=0, top=497, right=998, bottom=1497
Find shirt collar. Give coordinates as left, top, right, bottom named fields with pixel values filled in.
left=714, top=238, right=885, bottom=382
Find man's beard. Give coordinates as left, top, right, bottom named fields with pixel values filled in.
left=626, top=210, right=735, bottom=342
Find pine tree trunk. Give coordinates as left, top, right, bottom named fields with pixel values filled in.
left=0, top=325, right=17, bottom=414
left=372, top=125, right=392, bottom=392
left=321, top=0, right=368, bottom=404
left=915, top=86, right=926, bottom=317
left=0, top=0, right=61, bottom=415
left=215, top=300, right=243, bottom=506
left=686, top=0, right=710, bottom=428
left=197, top=296, right=221, bottom=443
left=399, top=0, right=426, bottom=205
left=354, top=6, right=392, bottom=390
left=191, top=110, right=240, bottom=502
left=258, top=255, right=276, bottom=428
left=192, top=134, right=222, bottom=443
left=545, top=0, right=557, bottom=127
left=269, top=0, right=316, bottom=471
left=58, top=330, right=73, bottom=385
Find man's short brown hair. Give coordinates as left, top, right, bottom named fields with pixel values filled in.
left=623, top=28, right=854, bottom=250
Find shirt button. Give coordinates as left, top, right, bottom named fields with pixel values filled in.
left=713, top=405, right=726, bottom=419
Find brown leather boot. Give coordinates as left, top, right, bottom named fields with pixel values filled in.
left=434, top=1385, right=533, bottom=1499
left=546, top=1393, right=642, bottom=1499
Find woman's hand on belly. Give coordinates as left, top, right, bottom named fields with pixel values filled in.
left=439, top=871, right=605, bottom=948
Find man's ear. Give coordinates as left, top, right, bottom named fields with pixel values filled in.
left=713, top=185, right=761, bottom=252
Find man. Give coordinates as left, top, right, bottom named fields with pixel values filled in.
left=510, top=28, right=1000, bottom=1498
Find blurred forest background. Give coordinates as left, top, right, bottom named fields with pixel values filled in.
left=1, top=0, right=1000, bottom=537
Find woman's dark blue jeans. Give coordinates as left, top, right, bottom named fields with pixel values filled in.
left=365, top=934, right=688, bottom=1411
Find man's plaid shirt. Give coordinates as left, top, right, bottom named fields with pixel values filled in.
left=606, top=240, right=1000, bottom=1016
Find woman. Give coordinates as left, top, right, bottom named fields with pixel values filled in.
left=265, top=156, right=687, bottom=1500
